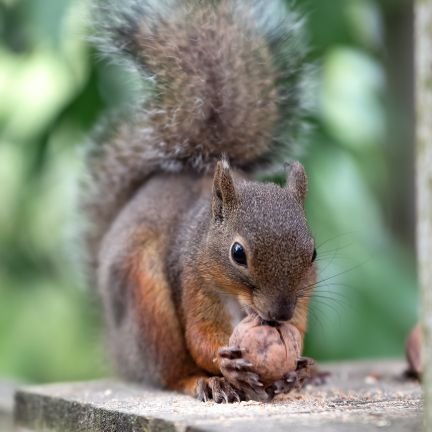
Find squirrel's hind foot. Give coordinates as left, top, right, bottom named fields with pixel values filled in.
left=196, top=376, right=244, bottom=403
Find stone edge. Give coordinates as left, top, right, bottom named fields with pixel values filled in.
left=14, top=390, right=181, bottom=432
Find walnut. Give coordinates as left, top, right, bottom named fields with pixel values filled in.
left=229, top=314, right=302, bottom=385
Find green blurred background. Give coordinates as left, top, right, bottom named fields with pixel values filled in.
left=0, top=0, right=417, bottom=383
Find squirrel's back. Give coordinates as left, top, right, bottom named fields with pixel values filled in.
left=83, top=0, right=311, bottom=267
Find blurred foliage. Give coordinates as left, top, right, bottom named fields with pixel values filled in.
left=0, top=0, right=417, bottom=383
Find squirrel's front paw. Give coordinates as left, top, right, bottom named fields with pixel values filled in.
left=266, top=357, right=327, bottom=398
left=218, top=346, right=269, bottom=402
left=196, top=376, right=244, bottom=403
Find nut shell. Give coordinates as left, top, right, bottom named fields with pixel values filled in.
left=229, top=315, right=302, bottom=384
left=406, top=324, right=422, bottom=377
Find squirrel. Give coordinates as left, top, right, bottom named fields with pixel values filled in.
left=82, top=0, right=317, bottom=403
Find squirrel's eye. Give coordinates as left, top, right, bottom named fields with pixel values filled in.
left=231, top=242, right=247, bottom=267
left=311, top=248, right=317, bottom=263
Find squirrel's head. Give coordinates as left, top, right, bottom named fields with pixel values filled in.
left=205, top=160, right=316, bottom=324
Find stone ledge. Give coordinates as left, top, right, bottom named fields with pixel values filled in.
left=14, top=360, right=422, bottom=432
left=0, top=380, right=16, bottom=432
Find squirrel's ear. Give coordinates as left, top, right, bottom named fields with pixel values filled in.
left=285, top=161, right=308, bottom=206
left=212, top=159, right=237, bottom=221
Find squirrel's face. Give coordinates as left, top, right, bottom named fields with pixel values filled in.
left=207, top=160, right=316, bottom=324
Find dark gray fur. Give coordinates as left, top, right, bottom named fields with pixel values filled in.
left=82, top=0, right=316, bottom=395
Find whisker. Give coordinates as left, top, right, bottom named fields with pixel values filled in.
left=314, top=294, right=353, bottom=310
left=316, top=241, right=354, bottom=257
left=297, top=302, right=325, bottom=329
left=314, top=291, right=352, bottom=306
left=311, top=298, right=343, bottom=316
left=307, top=301, right=343, bottom=327
left=298, top=290, right=351, bottom=309
left=298, top=260, right=368, bottom=295
left=315, top=231, right=357, bottom=250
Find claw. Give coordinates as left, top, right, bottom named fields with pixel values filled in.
left=198, top=377, right=244, bottom=403
left=234, top=359, right=253, bottom=370
left=249, top=376, right=264, bottom=386
left=285, top=372, right=296, bottom=383
left=219, top=347, right=244, bottom=359
left=197, top=378, right=210, bottom=402
left=296, top=356, right=314, bottom=370
left=232, top=370, right=264, bottom=388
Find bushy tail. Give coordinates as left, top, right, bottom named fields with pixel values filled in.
left=83, top=0, right=311, bottom=267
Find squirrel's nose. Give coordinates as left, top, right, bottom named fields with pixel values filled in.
left=268, top=302, right=296, bottom=322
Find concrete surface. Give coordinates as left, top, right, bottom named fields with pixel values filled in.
left=0, top=380, right=16, bottom=432
left=13, top=360, right=422, bottom=432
